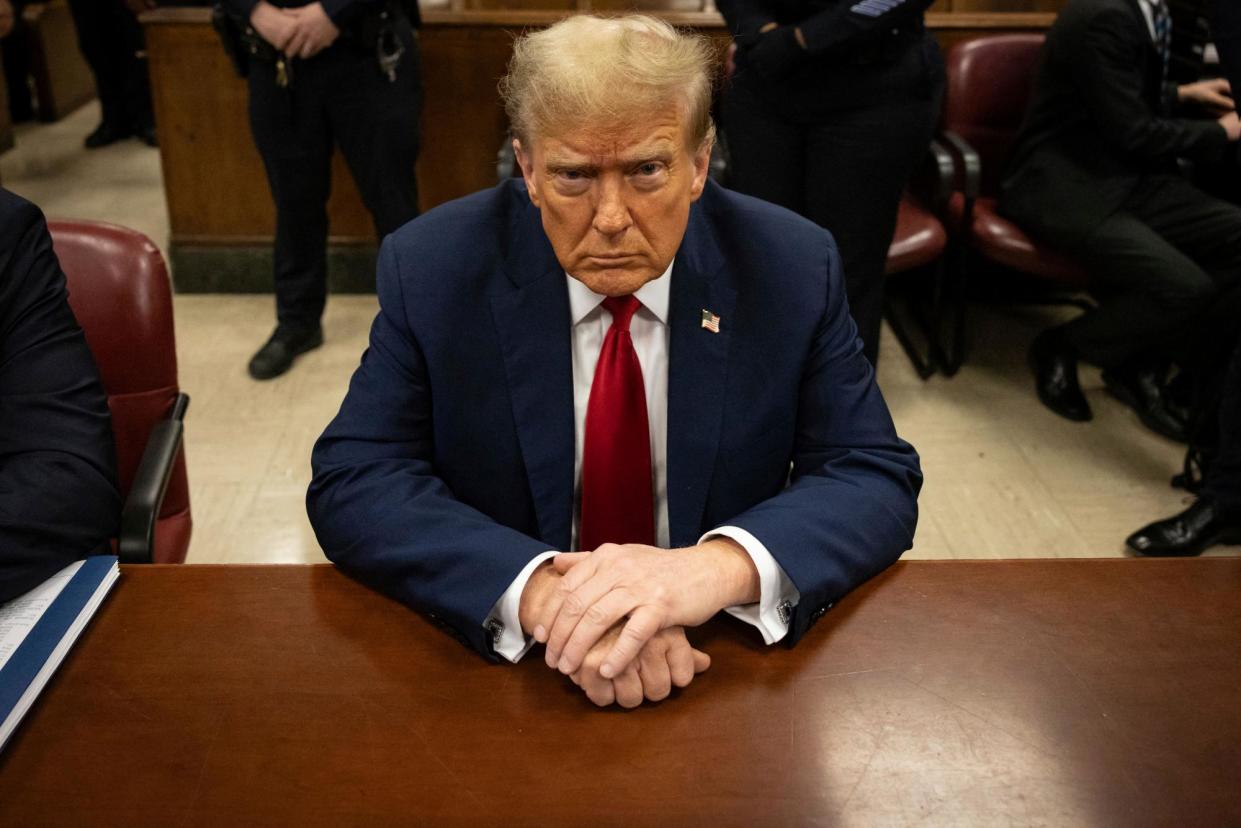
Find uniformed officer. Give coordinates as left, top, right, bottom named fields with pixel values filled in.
left=219, top=0, right=422, bottom=379
left=717, top=0, right=943, bottom=367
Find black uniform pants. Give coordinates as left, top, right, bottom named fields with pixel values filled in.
left=2, top=19, right=34, bottom=122
left=247, top=28, right=421, bottom=330
left=66, top=0, right=152, bottom=131
left=1058, top=174, right=1241, bottom=369
left=722, top=72, right=941, bottom=367
left=1204, top=334, right=1241, bottom=512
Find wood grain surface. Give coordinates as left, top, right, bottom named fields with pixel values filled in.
left=1, top=559, right=1238, bottom=826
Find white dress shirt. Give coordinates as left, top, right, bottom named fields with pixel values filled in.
left=487, top=261, right=800, bottom=662
left=1136, top=0, right=1162, bottom=43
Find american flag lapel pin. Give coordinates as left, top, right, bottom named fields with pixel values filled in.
left=701, top=309, right=721, bottom=333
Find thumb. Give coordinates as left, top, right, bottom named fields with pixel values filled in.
left=552, top=551, right=589, bottom=573
left=691, top=649, right=711, bottom=674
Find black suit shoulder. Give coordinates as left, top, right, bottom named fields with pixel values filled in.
left=0, top=189, right=120, bottom=605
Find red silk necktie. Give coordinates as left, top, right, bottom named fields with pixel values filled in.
left=579, top=295, right=655, bottom=552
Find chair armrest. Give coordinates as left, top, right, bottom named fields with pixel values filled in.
left=938, top=129, right=981, bottom=234
left=118, top=393, right=190, bottom=564
left=908, top=137, right=956, bottom=212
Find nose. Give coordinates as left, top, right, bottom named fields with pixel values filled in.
left=592, top=177, right=632, bottom=238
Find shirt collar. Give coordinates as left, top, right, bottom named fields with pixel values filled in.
left=565, top=259, right=673, bottom=326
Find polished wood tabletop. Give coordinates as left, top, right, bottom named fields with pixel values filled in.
left=2, top=560, right=1239, bottom=826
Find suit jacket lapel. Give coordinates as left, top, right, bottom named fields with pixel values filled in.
left=666, top=196, right=737, bottom=547
left=490, top=192, right=575, bottom=552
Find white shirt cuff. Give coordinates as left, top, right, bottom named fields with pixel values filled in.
left=699, top=526, right=799, bottom=645
left=485, top=550, right=559, bottom=663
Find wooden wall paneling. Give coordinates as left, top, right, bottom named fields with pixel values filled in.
left=946, top=0, right=1065, bottom=11
left=417, top=23, right=517, bottom=207
left=25, top=0, right=95, bottom=122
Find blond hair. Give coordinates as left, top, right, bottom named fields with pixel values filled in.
left=500, top=14, right=716, bottom=151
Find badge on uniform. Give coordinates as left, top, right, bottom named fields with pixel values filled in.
left=701, top=309, right=721, bottom=333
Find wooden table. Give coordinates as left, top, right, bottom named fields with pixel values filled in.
left=2, top=560, right=1239, bottom=825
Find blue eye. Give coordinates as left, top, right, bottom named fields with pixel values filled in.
left=636, top=163, right=661, bottom=176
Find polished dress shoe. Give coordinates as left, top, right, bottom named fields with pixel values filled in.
left=84, top=121, right=131, bottom=149
left=1102, top=366, right=1187, bottom=442
left=1029, top=328, right=1091, bottom=421
left=1126, top=497, right=1241, bottom=556
left=136, top=124, right=158, bottom=148
left=247, top=325, right=323, bottom=380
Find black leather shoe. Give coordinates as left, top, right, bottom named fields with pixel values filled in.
left=1102, top=366, right=1187, bottom=442
left=247, top=325, right=324, bottom=380
left=1126, top=498, right=1241, bottom=556
left=84, top=121, right=131, bottom=149
left=136, top=123, right=158, bottom=148
left=1029, top=328, right=1091, bottom=421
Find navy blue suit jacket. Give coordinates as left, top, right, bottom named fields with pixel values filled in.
left=308, top=179, right=922, bottom=660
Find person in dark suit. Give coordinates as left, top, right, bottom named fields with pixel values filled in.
left=716, top=0, right=943, bottom=367
left=218, top=0, right=422, bottom=381
left=1001, top=0, right=1241, bottom=437
left=66, top=0, right=156, bottom=148
left=308, top=15, right=922, bottom=708
left=1119, top=2, right=1241, bottom=556
left=1127, top=331, right=1241, bottom=555
left=0, top=189, right=121, bottom=604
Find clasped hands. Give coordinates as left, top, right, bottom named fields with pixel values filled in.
left=1177, top=78, right=1241, bottom=140
left=250, top=0, right=339, bottom=60
left=518, top=538, right=760, bottom=708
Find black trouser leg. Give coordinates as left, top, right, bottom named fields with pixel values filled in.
left=248, top=60, right=333, bottom=331
left=1060, top=176, right=1241, bottom=368
left=1204, top=334, right=1241, bottom=512
left=2, top=23, right=35, bottom=122
left=800, top=96, right=940, bottom=366
left=66, top=0, right=150, bottom=131
left=723, top=75, right=940, bottom=365
left=721, top=77, right=807, bottom=215
left=326, top=27, right=422, bottom=238
left=119, top=11, right=154, bottom=131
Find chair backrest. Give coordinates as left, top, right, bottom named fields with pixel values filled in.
left=943, top=34, right=1046, bottom=197
left=48, top=220, right=191, bottom=563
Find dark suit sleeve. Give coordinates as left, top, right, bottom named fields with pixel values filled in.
left=307, top=238, right=554, bottom=661
left=722, top=234, right=921, bottom=645
left=0, top=197, right=120, bottom=605
left=1212, top=0, right=1241, bottom=102
left=222, top=0, right=377, bottom=26
left=1079, top=6, right=1229, bottom=161
left=796, top=0, right=935, bottom=57
left=718, top=0, right=933, bottom=54
left=716, top=0, right=777, bottom=40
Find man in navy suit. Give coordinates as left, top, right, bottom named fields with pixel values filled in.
left=308, top=14, right=921, bottom=707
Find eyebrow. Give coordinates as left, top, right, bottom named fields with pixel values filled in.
left=544, top=142, right=679, bottom=172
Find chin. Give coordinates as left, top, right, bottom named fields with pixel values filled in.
left=572, top=264, right=662, bottom=297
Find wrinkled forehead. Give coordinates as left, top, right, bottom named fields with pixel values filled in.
left=527, top=104, right=693, bottom=163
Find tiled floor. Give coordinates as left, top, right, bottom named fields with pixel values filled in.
left=4, top=103, right=1233, bottom=563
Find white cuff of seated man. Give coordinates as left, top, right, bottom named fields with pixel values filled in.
left=698, top=525, right=798, bottom=645
left=487, top=550, right=559, bottom=663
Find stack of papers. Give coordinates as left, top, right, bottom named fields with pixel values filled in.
left=0, top=557, right=120, bottom=751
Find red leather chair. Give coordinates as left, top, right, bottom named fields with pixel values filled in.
left=49, top=220, right=192, bottom=564
left=882, top=136, right=956, bottom=379
left=940, top=34, right=1091, bottom=374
